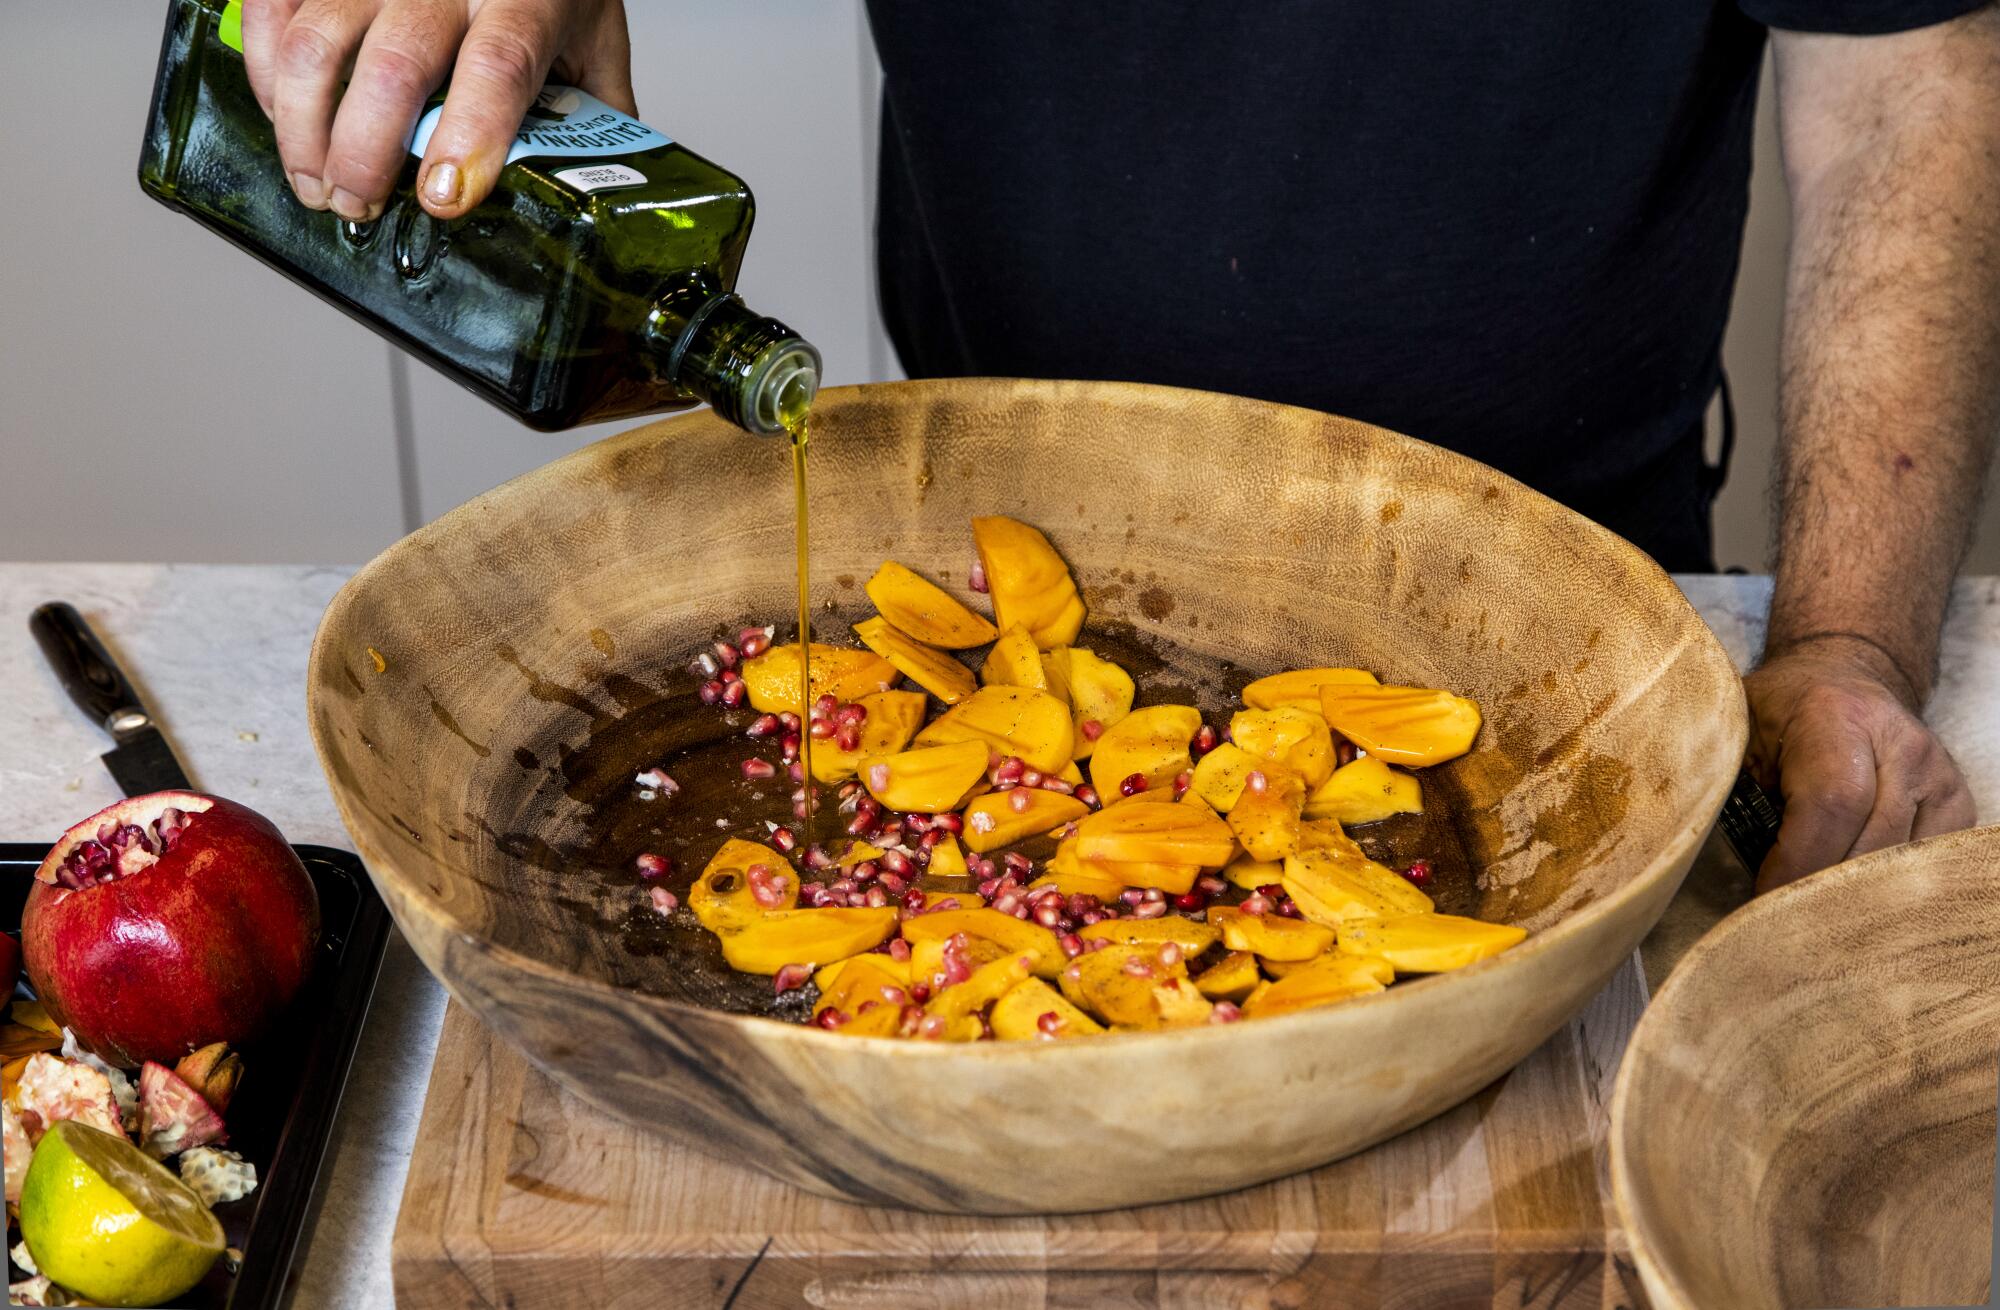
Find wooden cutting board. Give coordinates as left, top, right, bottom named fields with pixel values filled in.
left=392, top=947, right=1663, bottom=1310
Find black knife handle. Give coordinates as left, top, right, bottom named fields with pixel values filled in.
left=30, top=601, right=154, bottom=741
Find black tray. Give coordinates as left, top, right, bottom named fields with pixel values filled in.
left=2, top=843, right=391, bottom=1309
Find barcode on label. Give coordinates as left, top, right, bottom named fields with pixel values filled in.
left=553, top=163, right=647, bottom=194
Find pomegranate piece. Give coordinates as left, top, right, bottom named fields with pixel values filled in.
left=15, top=1052, right=124, bottom=1143
left=25, top=792, right=321, bottom=1067
left=174, top=1042, right=244, bottom=1115
left=138, top=1059, right=228, bottom=1159
left=2, top=1103, right=30, bottom=1203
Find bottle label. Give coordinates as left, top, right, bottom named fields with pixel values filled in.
left=410, top=87, right=671, bottom=165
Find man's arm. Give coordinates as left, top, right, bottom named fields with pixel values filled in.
left=1746, top=6, right=2000, bottom=889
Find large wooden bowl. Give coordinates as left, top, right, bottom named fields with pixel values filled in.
left=1612, top=825, right=2000, bottom=1309
left=309, top=378, right=1746, bottom=1213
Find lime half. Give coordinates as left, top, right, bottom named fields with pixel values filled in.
left=19, top=1119, right=224, bottom=1307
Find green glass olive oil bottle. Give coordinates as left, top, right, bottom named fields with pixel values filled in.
left=138, top=0, right=819, bottom=433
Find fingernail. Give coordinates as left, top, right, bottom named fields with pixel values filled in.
left=423, top=161, right=462, bottom=208
left=328, top=188, right=380, bottom=222
left=290, top=173, right=328, bottom=209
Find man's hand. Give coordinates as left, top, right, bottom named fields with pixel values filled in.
left=240, top=0, right=634, bottom=224
left=1744, top=639, right=1974, bottom=893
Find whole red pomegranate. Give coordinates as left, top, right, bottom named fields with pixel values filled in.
left=24, top=792, right=320, bottom=1067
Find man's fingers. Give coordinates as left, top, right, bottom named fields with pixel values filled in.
left=322, top=0, right=464, bottom=221
left=240, top=0, right=305, bottom=117
left=413, top=0, right=565, bottom=217
left=1911, top=748, right=1978, bottom=841
left=1757, top=730, right=1876, bottom=894
left=569, top=8, right=637, bottom=115
left=272, top=0, right=382, bottom=210
left=1842, top=749, right=1919, bottom=860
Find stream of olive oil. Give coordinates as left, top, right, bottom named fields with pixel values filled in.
left=785, top=410, right=815, bottom=835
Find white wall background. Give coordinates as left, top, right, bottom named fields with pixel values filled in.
left=2, top=9, right=1995, bottom=573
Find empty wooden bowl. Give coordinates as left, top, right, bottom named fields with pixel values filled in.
left=1612, top=824, right=2000, bottom=1309
left=308, top=378, right=1746, bottom=1213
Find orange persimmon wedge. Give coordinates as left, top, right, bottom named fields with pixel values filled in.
left=855, top=616, right=978, bottom=705
left=718, top=907, right=898, bottom=974
left=1088, top=704, right=1201, bottom=803
left=1242, top=952, right=1393, bottom=1017
left=741, top=642, right=898, bottom=716
left=1226, top=770, right=1308, bottom=862
left=1318, top=683, right=1482, bottom=768
left=1336, top=913, right=1526, bottom=972
left=980, top=624, right=1048, bottom=690
left=1303, top=754, right=1423, bottom=825
left=1241, top=667, right=1379, bottom=713
left=972, top=515, right=1086, bottom=649
left=689, top=839, right=795, bottom=934
left=1230, top=706, right=1336, bottom=789
left=1207, top=905, right=1335, bottom=961
left=901, top=908, right=1064, bottom=976
left=1042, top=647, right=1136, bottom=759
left=861, top=739, right=990, bottom=814
left=991, top=977, right=1104, bottom=1040
left=811, top=689, right=928, bottom=784
left=963, top=788, right=1090, bottom=853
left=866, top=560, right=998, bottom=649
left=914, top=684, right=1075, bottom=773
left=1074, top=801, right=1235, bottom=868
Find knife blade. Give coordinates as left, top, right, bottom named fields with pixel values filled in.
left=29, top=601, right=194, bottom=796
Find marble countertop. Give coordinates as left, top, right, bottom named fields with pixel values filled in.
left=2, top=564, right=1998, bottom=1309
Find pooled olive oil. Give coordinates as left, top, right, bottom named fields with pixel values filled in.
left=140, top=0, right=818, bottom=433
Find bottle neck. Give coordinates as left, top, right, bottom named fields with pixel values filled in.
left=652, top=284, right=820, bottom=435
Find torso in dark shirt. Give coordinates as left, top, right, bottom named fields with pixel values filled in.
left=863, top=0, right=1968, bottom=569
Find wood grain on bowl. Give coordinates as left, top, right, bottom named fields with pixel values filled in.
left=308, top=378, right=1747, bottom=1212
left=1612, top=824, right=2000, bottom=1310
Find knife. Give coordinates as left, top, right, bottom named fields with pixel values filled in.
left=1716, top=769, right=1783, bottom=874
left=30, top=601, right=194, bottom=796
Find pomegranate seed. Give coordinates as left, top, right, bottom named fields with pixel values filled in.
left=846, top=890, right=870, bottom=907
left=770, top=826, right=798, bottom=853
left=814, top=1009, right=849, bottom=1029
left=779, top=711, right=802, bottom=731
left=814, top=694, right=839, bottom=720
left=808, top=718, right=836, bottom=739
left=852, top=861, right=880, bottom=884
left=1246, top=770, right=1268, bottom=795
left=1122, top=959, right=1155, bottom=978
left=804, top=845, right=835, bottom=870
left=774, top=964, right=812, bottom=994
left=1133, top=901, right=1168, bottom=919
left=714, top=640, right=740, bottom=669
left=1080, top=909, right=1105, bottom=925
left=1020, top=769, right=1044, bottom=789
left=1242, top=893, right=1273, bottom=915
left=1080, top=719, right=1104, bottom=742
left=971, top=856, right=999, bottom=879
left=1035, top=902, right=1063, bottom=927
left=693, top=651, right=720, bottom=678
left=829, top=878, right=857, bottom=897
left=1142, top=887, right=1165, bottom=903
left=1209, top=1001, right=1243, bottom=1024
left=969, top=559, right=989, bottom=592
left=749, top=864, right=791, bottom=907
left=1197, top=875, right=1227, bottom=895
left=932, top=812, right=965, bottom=835
left=920, top=829, right=946, bottom=851
left=993, top=892, right=1026, bottom=918
left=866, top=886, right=889, bottom=907
left=880, top=849, right=915, bottom=876
left=1158, top=942, right=1183, bottom=968
left=994, top=756, right=1027, bottom=786
left=847, top=813, right=877, bottom=839
left=1063, top=962, right=1084, bottom=984
left=1192, top=724, right=1220, bottom=758
left=1066, top=893, right=1100, bottom=917
left=1040, top=777, right=1075, bottom=795
left=721, top=680, right=748, bottom=707
left=1120, top=889, right=1146, bottom=906
left=746, top=713, right=781, bottom=738
left=1275, top=897, right=1302, bottom=918
left=1403, top=860, right=1434, bottom=887
left=902, top=813, right=933, bottom=835
left=718, top=667, right=741, bottom=684
left=879, top=871, right=909, bottom=895
left=1174, top=771, right=1192, bottom=797
left=1120, top=773, right=1149, bottom=797
left=1075, top=785, right=1100, bottom=808
left=634, top=767, right=677, bottom=794
left=836, top=702, right=868, bottom=726
left=1175, top=890, right=1209, bottom=911
left=929, top=896, right=963, bottom=912
left=888, top=938, right=911, bottom=961
left=742, top=758, right=777, bottom=780
left=969, top=810, right=997, bottom=835
left=781, top=733, right=802, bottom=762
left=634, top=852, right=671, bottom=879
left=648, top=887, right=679, bottom=915
left=698, top=680, right=724, bottom=704
left=868, top=763, right=892, bottom=793
left=835, top=725, right=862, bottom=752
left=1256, top=883, right=1285, bottom=899
left=1009, top=789, right=1032, bottom=814
left=739, top=629, right=772, bottom=658
left=1003, top=851, right=1034, bottom=873
left=1058, top=932, right=1084, bottom=958
left=799, top=883, right=834, bottom=907
left=941, top=933, right=974, bottom=986
left=1337, top=740, right=1359, bottom=768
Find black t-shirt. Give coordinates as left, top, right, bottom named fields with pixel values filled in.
left=865, top=0, right=1980, bottom=570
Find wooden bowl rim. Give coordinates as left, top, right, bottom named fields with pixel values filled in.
left=1607, top=822, right=2000, bottom=1310
left=310, top=377, right=1748, bottom=1060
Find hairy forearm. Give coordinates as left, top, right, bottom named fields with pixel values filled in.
left=1768, top=13, right=2000, bottom=703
